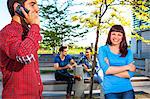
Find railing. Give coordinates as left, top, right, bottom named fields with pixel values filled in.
left=38, top=54, right=83, bottom=70
left=134, top=58, right=150, bottom=76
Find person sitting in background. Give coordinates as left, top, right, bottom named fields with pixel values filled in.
left=78, top=47, right=102, bottom=84
left=54, top=46, right=82, bottom=99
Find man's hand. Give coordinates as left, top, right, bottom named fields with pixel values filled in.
left=67, top=64, right=73, bottom=69
left=21, top=7, right=40, bottom=25
left=86, top=68, right=92, bottom=72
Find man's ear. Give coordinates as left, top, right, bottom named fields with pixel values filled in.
left=13, top=2, right=19, bottom=12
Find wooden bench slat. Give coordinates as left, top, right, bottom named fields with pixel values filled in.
left=43, top=80, right=68, bottom=85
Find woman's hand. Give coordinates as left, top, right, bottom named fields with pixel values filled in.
left=104, top=57, right=110, bottom=66
left=128, top=62, right=136, bottom=72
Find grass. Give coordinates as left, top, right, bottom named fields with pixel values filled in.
left=135, top=93, right=150, bottom=99
left=38, top=49, right=53, bottom=54
left=68, top=48, right=85, bottom=54
left=38, top=48, right=85, bottom=54
left=40, top=70, right=56, bottom=74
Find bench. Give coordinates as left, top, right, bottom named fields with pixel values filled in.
left=38, top=54, right=55, bottom=70
left=42, top=79, right=102, bottom=98
left=42, top=66, right=104, bottom=98
left=38, top=54, right=83, bottom=71
left=43, top=80, right=75, bottom=97
left=134, top=58, right=150, bottom=76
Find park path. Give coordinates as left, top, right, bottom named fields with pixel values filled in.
left=0, top=73, right=150, bottom=99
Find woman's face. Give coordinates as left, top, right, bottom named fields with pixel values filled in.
left=110, top=32, right=123, bottom=46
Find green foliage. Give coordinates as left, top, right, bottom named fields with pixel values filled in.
left=72, top=0, right=133, bottom=35
left=72, top=0, right=150, bottom=43
left=131, top=0, right=150, bottom=31
left=129, top=33, right=150, bottom=43
left=39, top=0, right=88, bottom=51
left=38, top=47, right=85, bottom=54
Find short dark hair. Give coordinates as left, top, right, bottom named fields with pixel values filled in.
left=59, top=46, right=67, bottom=52
left=106, top=25, right=128, bottom=57
left=86, top=47, right=92, bottom=52
left=7, top=0, right=26, bottom=17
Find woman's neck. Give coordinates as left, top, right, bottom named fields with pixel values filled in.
left=110, top=44, right=120, bottom=54
left=111, top=44, right=119, bottom=49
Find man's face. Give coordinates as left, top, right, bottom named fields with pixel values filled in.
left=85, top=49, right=91, bottom=58
left=24, top=0, right=39, bottom=14
left=61, top=48, right=68, bottom=56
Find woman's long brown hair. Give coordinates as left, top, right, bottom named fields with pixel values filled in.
left=106, top=25, right=128, bottom=57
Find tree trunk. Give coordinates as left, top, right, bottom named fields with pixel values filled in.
left=89, top=28, right=99, bottom=98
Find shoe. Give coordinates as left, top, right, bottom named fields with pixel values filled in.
left=66, top=95, right=71, bottom=99
left=74, top=75, right=82, bottom=81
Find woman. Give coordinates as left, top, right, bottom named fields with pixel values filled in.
left=98, top=25, right=136, bottom=99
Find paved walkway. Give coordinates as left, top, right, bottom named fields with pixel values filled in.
left=0, top=74, right=150, bottom=98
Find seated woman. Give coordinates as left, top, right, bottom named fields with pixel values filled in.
left=78, top=47, right=102, bottom=84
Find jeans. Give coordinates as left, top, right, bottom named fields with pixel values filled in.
left=94, top=73, right=102, bottom=84
left=87, top=73, right=102, bottom=84
left=55, top=72, right=74, bottom=96
left=105, top=90, right=135, bottom=99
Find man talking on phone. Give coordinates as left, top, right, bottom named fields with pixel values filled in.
left=0, top=0, right=43, bottom=98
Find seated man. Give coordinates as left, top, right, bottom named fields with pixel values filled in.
left=54, top=46, right=82, bottom=98
left=78, top=47, right=103, bottom=84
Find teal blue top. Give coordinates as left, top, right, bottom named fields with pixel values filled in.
left=98, top=45, right=135, bottom=94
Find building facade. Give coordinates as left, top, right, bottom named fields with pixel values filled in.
left=131, top=5, right=150, bottom=59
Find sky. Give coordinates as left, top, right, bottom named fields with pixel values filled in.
left=0, top=0, right=11, bottom=30
left=0, top=0, right=133, bottom=47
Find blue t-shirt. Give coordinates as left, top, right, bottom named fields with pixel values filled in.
left=54, top=54, right=72, bottom=73
left=79, top=55, right=93, bottom=68
left=98, top=45, right=135, bottom=94
left=79, top=55, right=99, bottom=70
left=79, top=55, right=100, bottom=77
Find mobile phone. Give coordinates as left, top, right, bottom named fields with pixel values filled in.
left=15, top=4, right=29, bottom=18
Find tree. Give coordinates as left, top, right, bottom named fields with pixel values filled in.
left=39, top=0, right=88, bottom=53
left=129, top=0, right=150, bottom=43
left=72, top=0, right=150, bottom=98
left=128, top=0, right=150, bottom=30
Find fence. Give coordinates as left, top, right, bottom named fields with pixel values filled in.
left=134, top=58, right=150, bottom=76
left=38, top=54, right=83, bottom=70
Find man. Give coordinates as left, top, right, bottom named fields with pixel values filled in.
left=54, top=46, right=82, bottom=99
left=79, top=47, right=102, bottom=84
left=0, top=0, right=43, bottom=98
